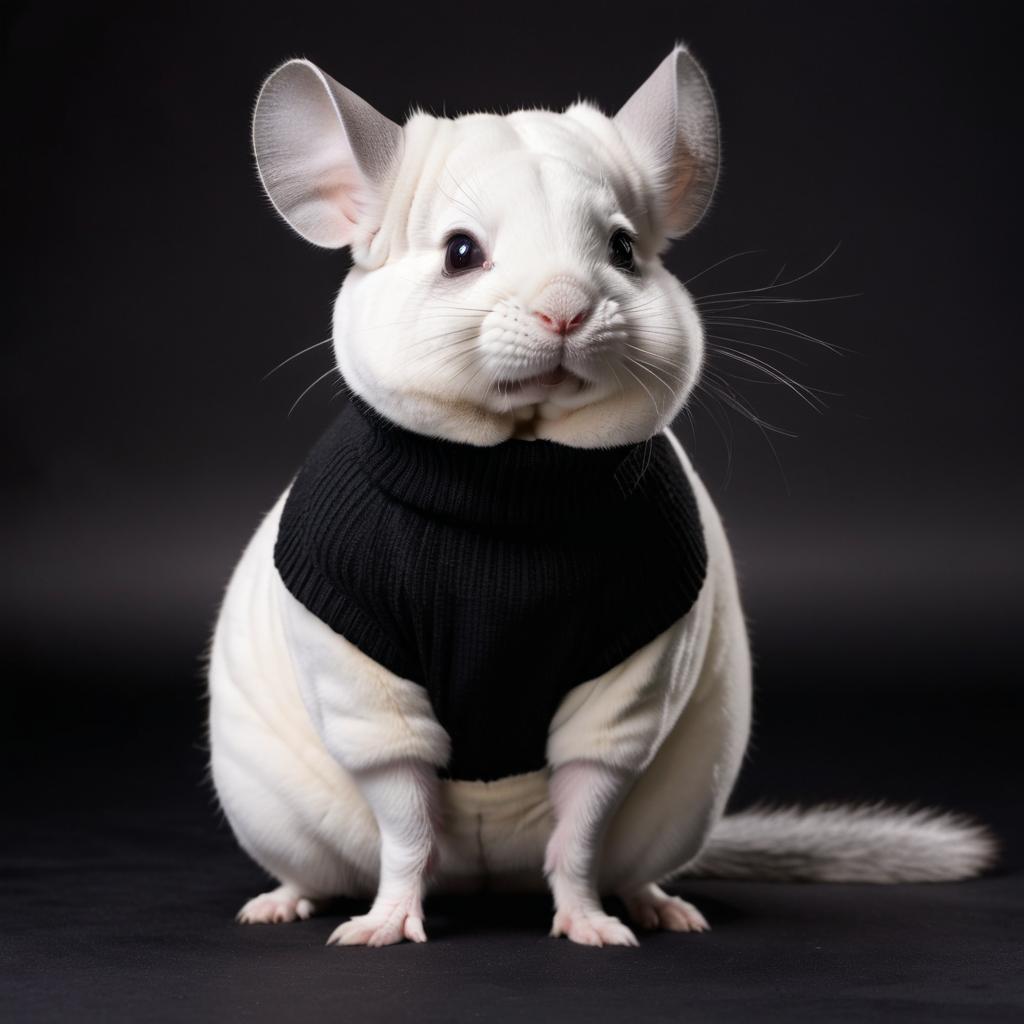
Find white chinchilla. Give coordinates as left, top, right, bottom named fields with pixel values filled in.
left=206, top=46, right=994, bottom=948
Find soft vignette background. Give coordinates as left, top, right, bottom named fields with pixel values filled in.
left=3, top=0, right=1021, bottom=694
left=3, top=6, right=1023, bottom=1019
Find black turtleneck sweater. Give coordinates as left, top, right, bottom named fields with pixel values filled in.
left=274, top=395, right=707, bottom=782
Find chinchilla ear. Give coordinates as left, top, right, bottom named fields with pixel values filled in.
left=614, top=45, right=720, bottom=237
left=252, top=59, right=402, bottom=248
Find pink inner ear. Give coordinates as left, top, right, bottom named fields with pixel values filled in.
left=318, top=164, right=371, bottom=244
left=667, top=153, right=697, bottom=228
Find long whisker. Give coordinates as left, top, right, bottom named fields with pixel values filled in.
left=626, top=325, right=689, bottom=343
left=685, top=388, right=735, bottom=487
left=405, top=326, right=482, bottom=355
left=698, top=292, right=859, bottom=310
left=288, top=366, right=339, bottom=418
left=263, top=337, right=333, bottom=380
left=602, top=354, right=625, bottom=395
left=699, top=373, right=792, bottom=490
left=441, top=166, right=487, bottom=224
left=706, top=333, right=807, bottom=365
left=430, top=344, right=481, bottom=377
left=365, top=310, right=489, bottom=332
left=454, top=355, right=490, bottom=407
left=682, top=248, right=768, bottom=288
left=699, top=368, right=795, bottom=437
left=617, top=293, right=668, bottom=317
left=692, top=243, right=842, bottom=303
left=407, top=326, right=481, bottom=351
left=619, top=342, right=688, bottom=384
left=703, top=315, right=848, bottom=354
left=619, top=356, right=662, bottom=417
left=413, top=339, right=483, bottom=388
left=623, top=352, right=682, bottom=395
left=711, top=347, right=828, bottom=411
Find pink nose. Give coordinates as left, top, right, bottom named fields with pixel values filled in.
left=534, top=308, right=590, bottom=335
left=531, top=278, right=593, bottom=336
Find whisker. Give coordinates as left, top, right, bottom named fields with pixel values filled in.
left=625, top=326, right=688, bottom=344
left=682, top=249, right=768, bottom=288
left=619, top=342, right=688, bottom=384
left=692, top=243, right=842, bottom=303
left=263, top=337, right=333, bottom=379
left=684, top=388, right=735, bottom=487
left=437, top=178, right=484, bottom=227
left=405, top=326, right=481, bottom=355
left=617, top=294, right=667, bottom=317
left=441, top=166, right=488, bottom=224
left=365, top=310, right=489, bottom=332
left=711, top=347, right=827, bottom=412
left=288, top=366, right=340, bottom=418
left=454, top=356, right=490, bottom=407
left=706, top=333, right=807, bottom=365
left=703, top=315, right=848, bottom=354
left=620, top=356, right=663, bottom=417
left=602, top=354, right=625, bottom=395
left=699, top=373, right=793, bottom=490
left=623, top=353, right=682, bottom=395
left=697, top=292, right=859, bottom=310
left=700, top=368, right=795, bottom=436
left=424, top=343, right=481, bottom=378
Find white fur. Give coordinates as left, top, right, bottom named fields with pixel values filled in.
left=209, top=46, right=994, bottom=949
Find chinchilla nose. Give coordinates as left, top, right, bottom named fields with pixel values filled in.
left=531, top=277, right=594, bottom=336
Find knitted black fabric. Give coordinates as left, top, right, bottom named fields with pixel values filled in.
left=274, top=394, right=708, bottom=782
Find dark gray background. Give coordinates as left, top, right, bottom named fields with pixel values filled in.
left=4, top=3, right=1022, bottom=1021
left=5, top=0, right=1022, bottom=686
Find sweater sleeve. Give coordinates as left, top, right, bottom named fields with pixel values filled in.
left=544, top=591, right=713, bottom=775
left=278, top=577, right=452, bottom=773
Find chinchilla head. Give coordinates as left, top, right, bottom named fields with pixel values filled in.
left=253, top=46, right=719, bottom=447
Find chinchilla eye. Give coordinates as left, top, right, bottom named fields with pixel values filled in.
left=443, top=233, right=486, bottom=276
left=609, top=229, right=636, bottom=273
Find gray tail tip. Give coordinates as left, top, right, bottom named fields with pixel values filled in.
left=686, top=802, right=1000, bottom=884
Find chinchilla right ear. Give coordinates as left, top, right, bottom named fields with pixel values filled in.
left=614, top=45, right=720, bottom=238
left=252, top=59, right=402, bottom=249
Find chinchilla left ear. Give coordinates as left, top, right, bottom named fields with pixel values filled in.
left=614, top=45, right=720, bottom=238
left=252, top=59, right=402, bottom=248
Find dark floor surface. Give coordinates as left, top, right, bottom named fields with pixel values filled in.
left=4, top=670, right=1022, bottom=1023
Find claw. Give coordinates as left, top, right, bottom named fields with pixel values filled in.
left=326, top=895, right=428, bottom=948
left=622, top=884, right=709, bottom=934
left=237, top=886, right=317, bottom=925
left=551, top=907, right=639, bottom=947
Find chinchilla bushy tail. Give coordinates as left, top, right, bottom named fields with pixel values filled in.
left=678, top=804, right=997, bottom=883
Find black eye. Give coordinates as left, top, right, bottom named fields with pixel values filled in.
left=609, top=229, right=636, bottom=273
left=444, top=233, right=486, bottom=276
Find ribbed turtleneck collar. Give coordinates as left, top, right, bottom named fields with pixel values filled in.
left=346, top=392, right=659, bottom=530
